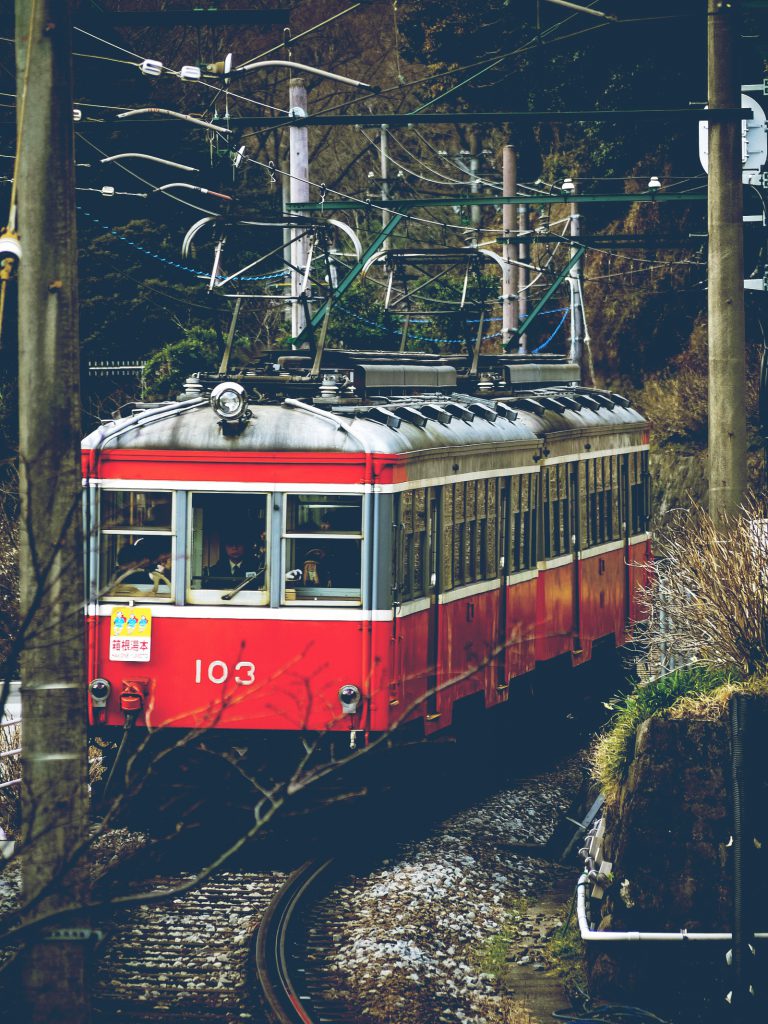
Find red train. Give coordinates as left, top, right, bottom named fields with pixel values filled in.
left=82, top=352, right=650, bottom=750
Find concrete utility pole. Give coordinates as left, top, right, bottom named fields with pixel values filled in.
left=281, top=170, right=292, bottom=325
left=14, top=0, right=90, bottom=1020
left=380, top=124, right=391, bottom=249
left=568, top=183, right=585, bottom=369
left=469, top=131, right=481, bottom=234
left=708, top=0, right=747, bottom=521
left=501, top=144, right=519, bottom=351
left=518, top=203, right=529, bottom=328
left=289, top=77, right=310, bottom=338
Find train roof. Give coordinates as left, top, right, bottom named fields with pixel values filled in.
left=83, top=353, right=648, bottom=458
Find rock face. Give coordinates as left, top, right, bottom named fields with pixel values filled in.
left=589, top=711, right=768, bottom=1020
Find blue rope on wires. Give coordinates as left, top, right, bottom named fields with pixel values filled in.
left=77, top=208, right=290, bottom=282
left=339, top=302, right=569, bottom=347
left=532, top=308, right=570, bottom=353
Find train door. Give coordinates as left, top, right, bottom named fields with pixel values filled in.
left=426, top=492, right=440, bottom=718
left=496, top=478, right=509, bottom=689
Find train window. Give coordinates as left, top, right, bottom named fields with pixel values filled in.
left=554, top=465, right=572, bottom=557
left=99, top=490, right=174, bottom=601
left=441, top=479, right=499, bottom=591
left=511, top=474, right=537, bottom=572
left=282, top=494, right=362, bottom=603
left=441, top=486, right=454, bottom=592
left=608, top=455, right=621, bottom=541
left=579, top=464, right=589, bottom=550
left=541, top=466, right=572, bottom=561
left=188, top=493, right=268, bottom=603
left=465, top=480, right=476, bottom=582
left=453, top=483, right=465, bottom=588
left=581, top=455, right=624, bottom=549
left=629, top=451, right=650, bottom=535
left=413, top=489, right=427, bottom=596
left=396, top=488, right=428, bottom=602
left=484, top=479, right=498, bottom=580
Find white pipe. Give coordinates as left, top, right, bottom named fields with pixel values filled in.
left=233, top=59, right=374, bottom=91
left=576, top=874, right=768, bottom=943
left=117, top=108, right=231, bottom=134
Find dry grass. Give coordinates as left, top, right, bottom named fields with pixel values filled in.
left=666, top=673, right=768, bottom=721
left=592, top=496, right=768, bottom=802
left=643, top=495, right=768, bottom=679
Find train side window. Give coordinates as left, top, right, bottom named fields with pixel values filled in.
left=283, top=494, right=362, bottom=604
left=188, top=493, right=268, bottom=603
left=581, top=466, right=593, bottom=552
left=441, top=486, right=454, bottom=592
left=609, top=455, right=621, bottom=541
left=642, top=451, right=651, bottom=531
left=511, top=473, right=536, bottom=572
left=396, top=488, right=428, bottom=602
left=542, top=468, right=553, bottom=560
left=413, top=488, right=427, bottom=597
left=484, top=478, right=498, bottom=580
left=99, top=489, right=175, bottom=601
left=587, top=459, right=599, bottom=546
left=453, top=483, right=465, bottom=588
left=400, top=490, right=413, bottom=597
left=552, top=465, right=571, bottom=557
left=629, top=451, right=650, bottom=535
left=465, top=480, right=477, bottom=582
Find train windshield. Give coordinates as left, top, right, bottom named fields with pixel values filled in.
left=99, top=490, right=175, bottom=601
left=283, top=494, right=362, bottom=604
left=189, top=493, right=269, bottom=603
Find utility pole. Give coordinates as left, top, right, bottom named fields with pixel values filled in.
left=501, top=144, right=519, bottom=351
left=281, top=168, right=292, bottom=325
left=289, top=77, right=310, bottom=338
left=469, top=131, right=481, bottom=235
left=518, top=203, right=529, bottom=327
left=380, top=124, right=391, bottom=249
left=568, top=182, right=584, bottom=370
left=14, top=0, right=90, bottom=1020
left=708, top=0, right=747, bottom=521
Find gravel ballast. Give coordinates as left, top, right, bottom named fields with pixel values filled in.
left=313, top=757, right=584, bottom=1024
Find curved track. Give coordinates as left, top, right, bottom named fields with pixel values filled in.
left=254, top=858, right=336, bottom=1024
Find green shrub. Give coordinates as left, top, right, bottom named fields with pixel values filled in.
left=143, top=331, right=219, bottom=400
left=591, top=665, right=740, bottom=803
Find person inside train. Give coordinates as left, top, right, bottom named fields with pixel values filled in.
left=108, top=536, right=172, bottom=594
left=296, top=511, right=359, bottom=589
left=203, top=527, right=264, bottom=588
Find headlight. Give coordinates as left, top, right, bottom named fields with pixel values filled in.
left=89, top=677, right=111, bottom=708
left=210, top=381, right=247, bottom=421
left=338, top=684, right=362, bottom=715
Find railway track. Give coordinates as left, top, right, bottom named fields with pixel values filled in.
left=254, top=858, right=338, bottom=1024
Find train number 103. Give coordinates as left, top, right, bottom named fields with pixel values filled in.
left=194, top=659, right=257, bottom=685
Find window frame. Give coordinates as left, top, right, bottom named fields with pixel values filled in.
left=186, top=490, right=271, bottom=606
left=97, top=487, right=176, bottom=604
left=281, top=492, right=364, bottom=606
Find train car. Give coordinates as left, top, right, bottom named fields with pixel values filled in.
left=82, top=352, right=651, bottom=751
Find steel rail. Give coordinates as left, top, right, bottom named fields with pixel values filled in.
left=254, top=858, right=335, bottom=1024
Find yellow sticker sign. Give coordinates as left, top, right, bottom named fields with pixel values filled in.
left=109, top=607, right=152, bottom=663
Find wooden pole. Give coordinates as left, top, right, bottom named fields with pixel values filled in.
left=15, top=0, right=90, bottom=1020
left=708, top=0, right=747, bottom=521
